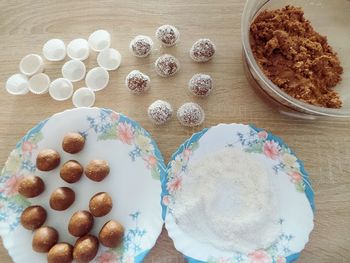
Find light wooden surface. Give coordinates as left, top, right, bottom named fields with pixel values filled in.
left=0, top=0, right=349, bottom=262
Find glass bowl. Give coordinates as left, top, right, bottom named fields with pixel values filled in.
left=241, top=0, right=350, bottom=119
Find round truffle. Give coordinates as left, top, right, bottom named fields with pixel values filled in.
left=36, top=149, right=60, bottom=171
left=190, top=38, right=216, bottom=62
left=62, top=132, right=85, bottom=154
left=89, top=192, right=113, bottom=217
left=148, top=100, right=173, bottom=125
left=99, top=220, right=124, bottom=248
left=125, top=70, right=150, bottom=94
left=60, top=160, right=83, bottom=183
left=85, top=160, right=110, bottom=182
left=20, top=205, right=47, bottom=230
left=18, top=175, right=45, bottom=198
left=32, top=226, right=59, bottom=253
left=155, top=54, right=180, bottom=77
left=177, top=102, right=205, bottom=127
left=48, top=243, right=74, bottom=263
left=188, top=73, right=213, bottom=96
left=68, top=210, right=94, bottom=237
left=155, top=24, right=180, bottom=46
left=129, top=35, right=153, bottom=57
left=73, top=235, right=99, bottom=263
left=50, top=187, right=75, bottom=211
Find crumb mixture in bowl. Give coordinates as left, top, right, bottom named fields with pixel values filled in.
left=242, top=0, right=350, bottom=118
left=250, top=5, right=343, bottom=108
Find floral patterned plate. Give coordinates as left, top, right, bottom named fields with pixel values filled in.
left=0, top=107, right=166, bottom=263
left=162, top=124, right=315, bottom=263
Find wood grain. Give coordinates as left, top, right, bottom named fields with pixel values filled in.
left=0, top=0, right=349, bottom=262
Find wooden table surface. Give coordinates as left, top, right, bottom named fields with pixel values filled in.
left=0, top=0, right=349, bottom=262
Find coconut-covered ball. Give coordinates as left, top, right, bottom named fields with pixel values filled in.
left=177, top=102, right=205, bottom=127
left=155, top=54, right=180, bottom=77
left=155, top=25, right=180, bottom=47
left=148, top=100, right=173, bottom=125
left=125, top=70, right=150, bottom=94
left=188, top=73, right=213, bottom=96
left=129, top=35, right=153, bottom=57
left=190, top=39, right=216, bottom=62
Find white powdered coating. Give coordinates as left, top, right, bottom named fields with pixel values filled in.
left=148, top=100, right=173, bottom=125
left=177, top=102, right=204, bottom=127
left=155, top=24, right=180, bottom=46
left=190, top=38, right=216, bottom=62
left=129, top=35, right=153, bottom=57
left=155, top=54, right=180, bottom=77
left=188, top=73, right=213, bottom=96
left=170, top=148, right=281, bottom=253
left=125, top=70, right=150, bottom=94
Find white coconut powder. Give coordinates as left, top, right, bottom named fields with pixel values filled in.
left=170, top=148, right=281, bottom=253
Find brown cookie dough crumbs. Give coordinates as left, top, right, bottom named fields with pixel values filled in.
left=250, top=5, right=343, bottom=108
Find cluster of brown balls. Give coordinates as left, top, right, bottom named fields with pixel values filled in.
left=18, top=132, right=124, bottom=263
left=125, top=24, right=216, bottom=127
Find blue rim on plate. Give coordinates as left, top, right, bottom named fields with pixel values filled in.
left=0, top=107, right=167, bottom=263
left=162, top=123, right=315, bottom=263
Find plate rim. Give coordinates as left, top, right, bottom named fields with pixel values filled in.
left=162, top=123, right=315, bottom=263
left=0, top=107, right=167, bottom=263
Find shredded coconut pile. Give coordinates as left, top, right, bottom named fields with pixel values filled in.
left=170, top=148, right=281, bottom=253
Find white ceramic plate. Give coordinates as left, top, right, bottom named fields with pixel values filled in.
left=162, top=124, right=315, bottom=263
left=0, top=107, right=166, bottom=263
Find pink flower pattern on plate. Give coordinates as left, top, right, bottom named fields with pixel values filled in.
left=162, top=195, right=170, bottom=206
left=257, top=130, right=268, bottom=139
left=96, top=251, right=118, bottom=263
left=276, top=256, right=286, bottom=263
left=263, top=140, right=280, bottom=160
left=21, top=141, right=36, bottom=152
left=0, top=174, right=23, bottom=196
left=182, top=149, right=192, bottom=161
left=248, top=250, right=272, bottom=263
left=167, top=175, right=182, bottom=193
left=146, top=155, right=157, bottom=168
left=289, top=171, right=302, bottom=183
left=110, top=112, right=120, bottom=122
left=117, top=122, right=134, bottom=145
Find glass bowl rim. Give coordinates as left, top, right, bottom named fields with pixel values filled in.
left=241, top=0, right=350, bottom=118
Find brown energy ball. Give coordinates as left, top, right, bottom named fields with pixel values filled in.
left=73, top=234, right=99, bottom=263
left=177, top=102, right=205, bottom=127
left=188, top=73, right=213, bottom=96
left=18, top=175, right=45, bottom=198
left=89, top=192, right=113, bottom=217
left=68, top=211, right=94, bottom=237
left=85, top=160, right=110, bottom=182
left=99, top=220, right=125, bottom=248
left=36, top=149, right=61, bottom=171
left=48, top=243, right=74, bottom=263
left=125, top=70, right=150, bottom=94
left=190, top=38, right=216, bottom=62
left=147, top=100, right=173, bottom=125
left=129, top=35, right=153, bottom=57
left=50, top=187, right=75, bottom=211
left=20, top=205, right=47, bottom=230
left=32, top=226, right=59, bottom=253
left=155, top=54, right=180, bottom=77
left=155, top=24, right=180, bottom=46
left=60, top=160, right=83, bottom=183
left=62, top=132, right=85, bottom=154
